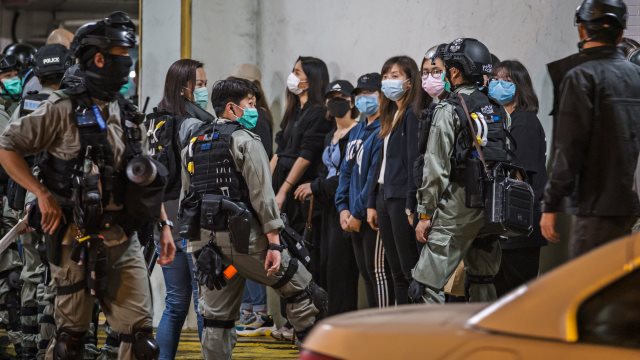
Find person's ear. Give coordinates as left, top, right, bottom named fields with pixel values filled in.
left=93, top=52, right=105, bottom=69
left=577, top=23, right=588, bottom=41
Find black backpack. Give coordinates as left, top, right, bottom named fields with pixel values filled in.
left=145, top=108, right=184, bottom=201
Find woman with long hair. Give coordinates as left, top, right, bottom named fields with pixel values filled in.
left=488, top=60, right=547, bottom=296
left=367, top=56, right=424, bottom=304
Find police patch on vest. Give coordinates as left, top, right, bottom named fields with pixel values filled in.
left=23, top=99, right=43, bottom=111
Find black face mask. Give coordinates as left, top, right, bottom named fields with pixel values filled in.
left=85, top=53, right=132, bottom=101
left=327, top=98, right=351, bottom=118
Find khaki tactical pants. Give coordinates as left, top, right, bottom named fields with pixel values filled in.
left=46, top=227, right=153, bottom=360
left=192, top=229, right=319, bottom=360
left=412, top=183, right=501, bottom=303
left=0, top=198, right=23, bottom=352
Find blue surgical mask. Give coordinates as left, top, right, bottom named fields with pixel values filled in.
left=194, top=86, right=209, bottom=109
left=381, top=79, right=408, bottom=101
left=355, top=94, right=379, bottom=115
left=0, top=76, right=22, bottom=99
left=488, top=79, right=516, bottom=105
left=236, top=106, right=259, bottom=129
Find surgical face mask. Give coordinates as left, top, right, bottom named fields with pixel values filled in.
left=287, top=73, right=306, bottom=95
left=488, top=79, right=516, bottom=105
left=355, top=94, right=379, bottom=116
left=421, top=72, right=447, bottom=99
left=233, top=104, right=259, bottom=129
left=327, top=98, right=351, bottom=118
left=0, top=76, right=22, bottom=99
left=194, top=86, right=209, bottom=109
left=381, top=79, right=408, bottom=101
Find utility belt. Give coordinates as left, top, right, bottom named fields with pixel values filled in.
left=180, top=193, right=254, bottom=254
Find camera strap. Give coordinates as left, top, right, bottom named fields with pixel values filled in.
left=457, top=93, right=490, bottom=179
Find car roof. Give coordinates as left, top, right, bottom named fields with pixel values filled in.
left=468, top=233, right=640, bottom=343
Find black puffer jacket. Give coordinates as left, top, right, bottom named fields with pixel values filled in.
left=543, top=46, right=640, bottom=216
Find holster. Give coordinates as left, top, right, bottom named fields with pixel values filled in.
left=178, top=192, right=201, bottom=241
left=464, top=157, right=486, bottom=209
left=222, top=199, right=252, bottom=254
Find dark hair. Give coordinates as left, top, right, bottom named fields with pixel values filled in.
left=157, top=58, right=203, bottom=116
left=493, top=60, right=539, bottom=113
left=39, top=74, right=64, bottom=87
left=281, top=56, right=329, bottom=130
left=379, top=55, right=424, bottom=138
left=210, top=78, right=255, bottom=117
left=228, top=75, right=274, bottom=130
left=584, top=18, right=624, bottom=45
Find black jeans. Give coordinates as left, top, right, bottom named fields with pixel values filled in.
left=376, top=190, right=419, bottom=304
left=351, top=222, right=394, bottom=308
left=570, top=215, right=637, bottom=259
left=494, top=246, right=541, bottom=297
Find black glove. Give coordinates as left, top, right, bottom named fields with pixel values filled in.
left=408, top=279, right=426, bottom=304
left=194, top=242, right=227, bottom=290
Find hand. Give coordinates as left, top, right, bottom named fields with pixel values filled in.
left=346, top=216, right=361, bottom=232
left=157, top=225, right=176, bottom=266
left=265, top=249, right=282, bottom=277
left=407, top=212, right=415, bottom=227
left=541, top=212, right=560, bottom=243
left=275, top=191, right=287, bottom=211
left=415, top=219, right=431, bottom=244
left=339, top=210, right=351, bottom=231
left=367, top=208, right=379, bottom=231
left=293, top=183, right=313, bottom=202
left=36, top=189, right=62, bottom=235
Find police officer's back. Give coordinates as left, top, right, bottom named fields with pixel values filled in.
left=541, top=0, right=640, bottom=258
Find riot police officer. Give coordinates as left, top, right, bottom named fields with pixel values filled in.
left=3, top=43, right=40, bottom=96
left=412, top=38, right=511, bottom=303
left=0, top=11, right=175, bottom=360
left=179, top=78, right=327, bottom=359
left=0, top=54, right=23, bottom=120
left=542, top=0, right=640, bottom=257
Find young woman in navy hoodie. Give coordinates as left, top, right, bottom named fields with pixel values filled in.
left=294, top=80, right=359, bottom=315
left=368, top=56, right=424, bottom=304
left=335, top=73, right=394, bottom=308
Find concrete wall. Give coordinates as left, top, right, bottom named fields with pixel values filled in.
left=628, top=0, right=640, bottom=40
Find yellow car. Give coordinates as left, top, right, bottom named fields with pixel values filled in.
left=301, top=234, right=640, bottom=360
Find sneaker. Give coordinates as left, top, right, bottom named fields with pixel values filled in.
left=237, top=310, right=256, bottom=326
left=237, top=313, right=274, bottom=337
left=270, top=324, right=294, bottom=342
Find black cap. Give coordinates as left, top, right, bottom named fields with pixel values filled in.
left=353, top=73, right=381, bottom=95
left=575, top=0, right=627, bottom=29
left=34, top=44, right=71, bottom=77
left=325, top=80, right=354, bottom=97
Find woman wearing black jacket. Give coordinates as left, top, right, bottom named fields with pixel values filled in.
left=488, top=60, right=548, bottom=296
left=294, top=80, right=360, bottom=315
left=367, top=56, right=424, bottom=304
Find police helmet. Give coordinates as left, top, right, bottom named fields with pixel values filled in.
left=442, top=38, right=493, bottom=78
left=424, top=44, right=447, bottom=65
left=2, top=43, right=37, bottom=71
left=575, top=0, right=627, bottom=29
left=0, top=54, right=20, bottom=74
left=71, top=11, right=136, bottom=67
left=34, top=44, right=72, bottom=78
left=60, top=64, right=85, bottom=89
left=629, top=48, right=640, bottom=67
left=619, top=37, right=640, bottom=58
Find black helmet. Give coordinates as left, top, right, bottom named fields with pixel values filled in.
left=71, top=11, right=136, bottom=66
left=0, top=54, right=20, bottom=74
left=575, top=0, right=627, bottom=28
left=629, top=48, right=640, bottom=67
left=442, top=38, right=493, bottom=77
left=619, top=37, right=640, bottom=57
left=2, top=43, right=37, bottom=71
left=34, top=44, right=72, bottom=78
left=60, top=64, right=85, bottom=89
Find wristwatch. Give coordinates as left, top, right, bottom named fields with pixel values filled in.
left=419, top=213, right=432, bottom=221
left=158, top=219, right=174, bottom=231
left=267, top=243, right=286, bottom=252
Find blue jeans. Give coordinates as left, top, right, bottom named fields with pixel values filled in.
left=241, top=280, right=267, bottom=313
left=157, top=241, right=203, bottom=360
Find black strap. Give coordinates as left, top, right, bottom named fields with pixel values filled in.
left=38, top=305, right=46, bottom=313
left=22, top=324, right=39, bottom=334
left=285, top=288, right=310, bottom=304
left=467, top=274, right=495, bottom=284
left=119, top=327, right=153, bottom=343
left=271, top=258, right=298, bottom=290
left=203, top=318, right=235, bottom=329
left=21, top=306, right=38, bottom=316
left=39, top=315, right=55, bottom=325
left=0, top=268, right=16, bottom=279
left=457, top=94, right=489, bottom=177
left=57, top=280, right=86, bottom=295
left=39, top=339, right=51, bottom=350
left=105, top=334, right=121, bottom=347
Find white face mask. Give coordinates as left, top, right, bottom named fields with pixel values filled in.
left=287, top=72, right=305, bottom=95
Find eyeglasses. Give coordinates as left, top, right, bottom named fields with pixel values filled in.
left=422, top=69, right=443, bottom=77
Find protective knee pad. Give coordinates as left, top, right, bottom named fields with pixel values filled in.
left=287, top=281, right=328, bottom=321
left=53, top=328, right=85, bottom=360
left=5, top=291, right=20, bottom=331
left=464, top=274, right=495, bottom=300
left=121, top=328, right=159, bottom=360
left=7, top=269, right=22, bottom=290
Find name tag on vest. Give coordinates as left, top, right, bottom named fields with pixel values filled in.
left=23, top=99, right=43, bottom=112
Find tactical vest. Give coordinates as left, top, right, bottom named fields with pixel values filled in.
left=19, top=91, right=50, bottom=117
left=144, top=108, right=183, bottom=201
left=449, top=89, right=514, bottom=176
left=186, top=121, right=249, bottom=202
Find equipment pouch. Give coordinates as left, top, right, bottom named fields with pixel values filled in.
left=178, top=192, right=201, bottom=240
left=223, top=199, right=252, bottom=254
left=6, top=179, right=26, bottom=211
left=464, top=158, right=485, bottom=209
left=200, top=194, right=226, bottom=231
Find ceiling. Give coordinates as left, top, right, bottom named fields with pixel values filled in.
left=1, top=0, right=138, bottom=15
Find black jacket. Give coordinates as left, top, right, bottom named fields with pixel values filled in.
left=250, top=107, right=273, bottom=158
left=310, top=126, right=351, bottom=210
left=543, top=46, right=640, bottom=216
left=369, top=107, right=420, bottom=211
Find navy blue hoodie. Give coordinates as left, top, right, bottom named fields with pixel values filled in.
left=335, top=117, right=382, bottom=220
